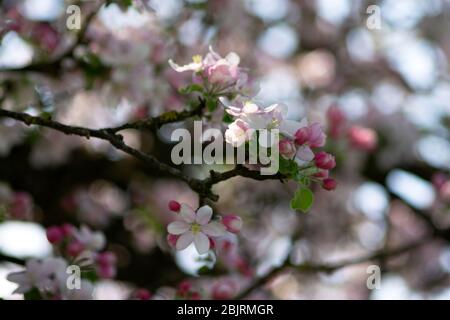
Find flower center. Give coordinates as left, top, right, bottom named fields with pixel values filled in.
left=190, top=223, right=202, bottom=234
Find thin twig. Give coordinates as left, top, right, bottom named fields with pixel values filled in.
left=234, top=238, right=430, bottom=300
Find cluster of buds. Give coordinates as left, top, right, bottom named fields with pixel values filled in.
left=167, top=201, right=242, bottom=254
left=0, top=186, right=33, bottom=221
left=46, top=224, right=116, bottom=279
left=327, top=106, right=378, bottom=152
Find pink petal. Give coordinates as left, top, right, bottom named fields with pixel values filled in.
left=194, top=233, right=210, bottom=254
left=296, top=145, right=315, bottom=162
left=167, top=221, right=190, bottom=235
left=179, top=204, right=196, bottom=223
left=280, top=119, right=307, bottom=139
left=176, top=232, right=194, bottom=250
left=196, top=206, right=213, bottom=225
left=202, top=222, right=226, bottom=237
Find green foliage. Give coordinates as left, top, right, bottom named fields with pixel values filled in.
left=24, top=288, right=43, bottom=300
left=290, top=187, right=314, bottom=213
left=279, top=157, right=299, bottom=177
left=179, top=84, right=204, bottom=95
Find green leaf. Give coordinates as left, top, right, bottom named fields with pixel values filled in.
left=179, top=84, right=204, bottom=95
left=290, top=187, right=314, bottom=213
left=206, top=98, right=218, bottom=112
left=24, top=288, right=43, bottom=300
left=222, top=112, right=234, bottom=124
left=279, top=157, right=298, bottom=177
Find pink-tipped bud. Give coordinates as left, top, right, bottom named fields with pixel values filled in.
left=168, top=200, right=181, bottom=212
left=209, top=237, right=216, bottom=250
left=177, top=280, right=192, bottom=295
left=135, top=289, right=152, bottom=300
left=67, top=241, right=85, bottom=257
left=348, top=126, right=377, bottom=151
left=190, top=292, right=201, bottom=300
left=314, top=151, right=336, bottom=170
left=97, top=264, right=116, bottom=279
left=96, top=252, right=116, bottom=267
left=322, top=178, right=337, bottom=191
left=167, top=234, right=179, bottom=248
left=313, top=170, right=329, bottom=179
left=308, top=123, right=326, bottom=148
left=294, top=127, right=309, bottom=145
left=279, top=138, right=296, bottom=159
left=61, top=223, right=75, bottom=236
left=327, top=105, right=346, bottom=138
left=222, top=215, right=243, bottom=234
left=46, top=226, right=64, bottom=244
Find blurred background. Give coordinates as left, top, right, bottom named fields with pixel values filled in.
left=0, top=0, right=449, bottom=299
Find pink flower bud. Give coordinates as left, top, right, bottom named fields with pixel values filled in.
left=67, top=241, right=85, bottom=257
left=167, top=234, right=179, bottom=248
left=10, top=192, right=32, bottom=219
left=46, top=226, right=64, bottom=244
left=61, top=223, right=75, bottom=236
left=314, top=151, right=336, bottom=170
left=294, top=127, right=309, bottom=145
left=308, top=123, right=326, bottom=148
left=432, top=173, right=448, bottom=190
left=313, top=170, right=329, bottom=179
left=327, top=105, right=346, bottom=138
left=348, top=126, right=377, bottom=151
left=322, top=178, right=337, bottom=191
left=135, top=289, right=152, bottom=300
left=96, top=252, right=116, bottom=267
left=190, top=292, right=201, bottom=300
left=279, top=138, right=296, bottom=159
left=168, top=200, right=181, bottom=212
left=177, top=280, right=192, bottom=295
left=222, top=215, right=243, bottom=234
left=212, top=280, right=237, bottom=300
left=97, top=264, right=116, bottom=279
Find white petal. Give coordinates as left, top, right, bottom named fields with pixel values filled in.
left=176, top=232, right=194, bottom=250
left=167, top=221, right=190, bottom=235
left=179, top=204, right=196, bottom=223
left=280, top=119, right=307, bottom=139
left=202, top=221, right=226, bottom=237
left=225, top=52, right=240, bottom=65
left=196, top=206, right=213, bottom=225
left=168, top=59, right=201, bottom=72
left=194, top=233, right=210, bottom=254
left=296, top=146, right=315, bottom=162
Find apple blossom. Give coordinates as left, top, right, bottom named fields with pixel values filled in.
left=169, top=47, right=249, bottom=95
left=74, top=225, right=106, bottom=251
left=168, top=200, right=181, bottom=212
left=279, top=138, right=297, bottom=159
left=348, top=126, right=378, bottom=151
left=322, top=178, right=337, bottom=191
left=46, top=226, right=64, bottom=244
left=222, top=215, right=243, bottom=234
left=7, top=257, right=67, bottom=295
left=314, top=151, right=336, bottom=170
left=211, top=279, right=237, bottom=300
left=167, top=204, right=226, bottom=254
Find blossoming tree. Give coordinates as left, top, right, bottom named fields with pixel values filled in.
left=0, top=0, right=449, bottom=300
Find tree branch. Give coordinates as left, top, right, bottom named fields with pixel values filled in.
left=0, top=252, right=25, bottom=265
left=234, top=238, right=431, bottom=299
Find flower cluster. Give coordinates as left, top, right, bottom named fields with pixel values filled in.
left=169, top=46, right=252, bottom=98
left=0, top=183, right=33, bottom=221
left=224, top=101, right=337, bottom=194
left=166, top=201, right=242, bottom=255
left=7, top=224, right=115, bottom=299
